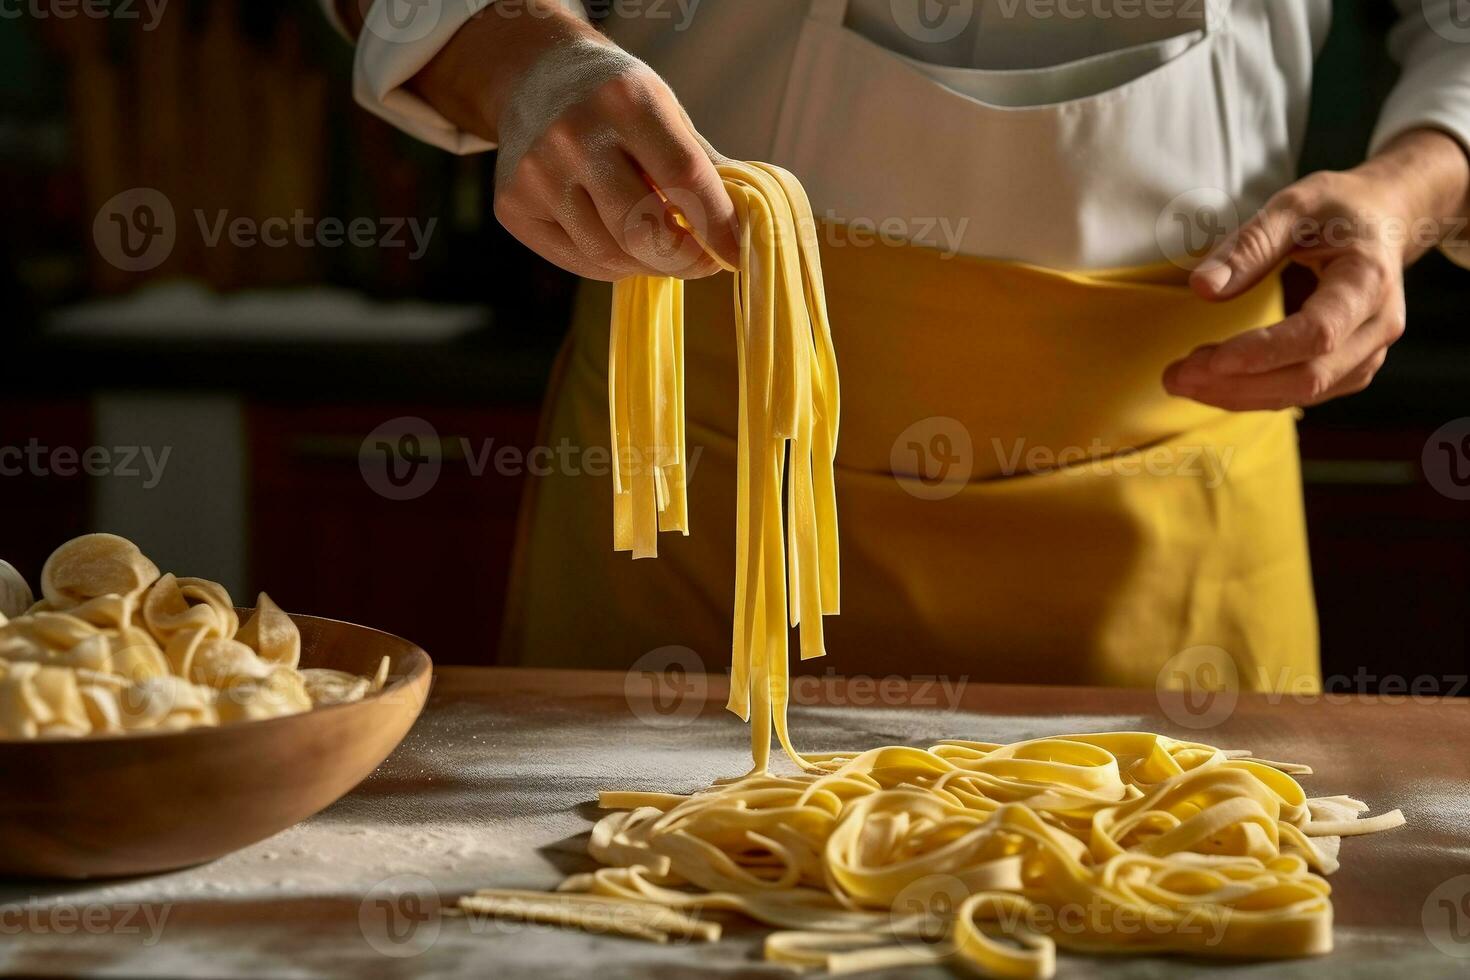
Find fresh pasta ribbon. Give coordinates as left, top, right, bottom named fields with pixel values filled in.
left=460, top=733, right=1404, bottom=977
left=608, top=160, right=840, bottom=774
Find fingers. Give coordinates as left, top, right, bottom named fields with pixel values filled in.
left=497, top=173, right=641, bottom=283
left=517, top=215, right=626, bottom=283
left=625, top=103, right=741, bottom=270
left=496, top=160, right=631, bottom=282
left=1177, top=163, right=1421, bottom=409
left=491, top=59, right=734, bottom=281
left=1190, top=185, right=1308, bottom=300
left=587, top=147, right=720, bottom=279
left=556, top=187, right=651, bottom=281
left=1202, top=252, right=1389, bottom=375
left=1164, top=305, right=1403, bottom=411
left=496, top=134, right=721, bottom=281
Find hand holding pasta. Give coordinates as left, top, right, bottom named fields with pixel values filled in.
left=410, top=3, right=739, bottom=282
left=0, top=534, right=389, bottom=739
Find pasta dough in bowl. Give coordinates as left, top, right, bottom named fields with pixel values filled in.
left=0, top=534, right=432, bottom=878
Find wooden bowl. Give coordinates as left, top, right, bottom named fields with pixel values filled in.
left=0, top=613, right=432, bottom=879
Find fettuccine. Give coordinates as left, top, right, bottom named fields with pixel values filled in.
left=609, top=160, right=839, bottom=775
left=462, top=732, right=1403, bottom=975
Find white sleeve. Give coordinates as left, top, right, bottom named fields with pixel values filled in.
left=320, top=0, right=590, bottom=156
left=353, top=0, right=496, bottom=154
left=1374, top=1, right=1470, bottom=268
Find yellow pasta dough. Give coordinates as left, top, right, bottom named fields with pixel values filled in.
left=142, top=573, right=236, bottom=643
left=300, top=668, right=372, bottom=706
left=0, top=559, right=33, bottom=620
left=609, top=160, right=840, bottom=775
left=0, top=534, right=392, bottom=738
left=188, top=638, right=277, bottom=688
left=464, top=164, right=1410, bottom=976
left=237, top=592, right=301, bottom=669
left=465, top=733, right=1403, bottom=977
left=216, top=667, right=312, bottom=724
left=39, top=532, right=158, bottom=613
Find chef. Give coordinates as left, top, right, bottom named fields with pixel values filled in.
left=323, top=0, right=1470, bottom=691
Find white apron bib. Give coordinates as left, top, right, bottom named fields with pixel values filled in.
left=770, top=0, right=1242, bottom=268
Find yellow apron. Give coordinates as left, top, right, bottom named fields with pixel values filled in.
left=502, top=237, right=1320, bottom=692
left=502, top=0, right=1320, bottom=692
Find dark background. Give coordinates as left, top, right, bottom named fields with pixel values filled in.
left=0, top=0, right=1466, bottom=689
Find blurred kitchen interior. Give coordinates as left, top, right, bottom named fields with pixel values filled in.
left=1, top=0, right=1467, bottom=686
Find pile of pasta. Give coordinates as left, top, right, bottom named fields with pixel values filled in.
left=609, top=160, right=840, bottom=775
left=0, top=533, right=387, bottom=738
left=461, top=732, right=1404, bottom=976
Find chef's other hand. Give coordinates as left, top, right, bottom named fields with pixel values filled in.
left=410, top=0, right=739, bottom=282
left=1166, top=128, right=1470, bottom=411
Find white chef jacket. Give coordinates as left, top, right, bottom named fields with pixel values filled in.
left=328, top=0, right=1470, bottom=268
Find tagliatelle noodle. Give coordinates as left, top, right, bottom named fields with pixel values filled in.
left=464, top=733, right=1403, bottom=977
left=608, top=160, right=840, bottom=775
left=467, top=165, right=1408, bottom=976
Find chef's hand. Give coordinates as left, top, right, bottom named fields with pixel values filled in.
left=409, top=0, right=739, bottom=282
left=1165, top=128, right=1470, bottom=411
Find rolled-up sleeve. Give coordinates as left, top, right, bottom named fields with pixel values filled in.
left=319, top=0, right=509, bottom=154
left=1375, top=1, right=1470, bottom=267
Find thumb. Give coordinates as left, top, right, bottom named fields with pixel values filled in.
left=1190, top=192, right=1303, bottom=301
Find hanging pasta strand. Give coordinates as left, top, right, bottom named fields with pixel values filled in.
left=611, top=275, right=691, bottom=557
left=656, top=277, right=688, bottom=533
left=606, top=160, right=841, bottom=774
left=753, top=163, right=841, bottom=625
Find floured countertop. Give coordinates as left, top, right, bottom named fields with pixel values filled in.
left=1, top=668, right=1466, bottom=979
